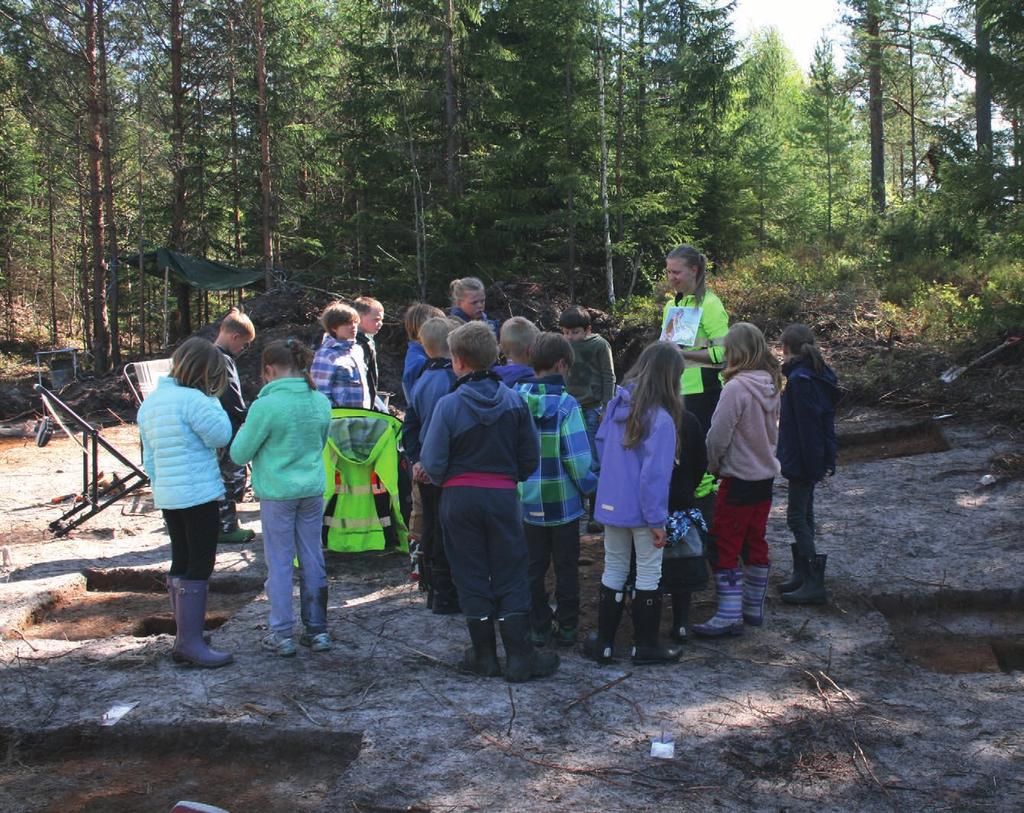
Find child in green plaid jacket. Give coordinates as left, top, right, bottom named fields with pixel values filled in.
left=515, top=333, right=598, bottom=647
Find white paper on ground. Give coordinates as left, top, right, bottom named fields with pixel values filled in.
left=100, top=701, right=139, bottom=726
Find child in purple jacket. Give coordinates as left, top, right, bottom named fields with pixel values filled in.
left=583, top=342, right=684, bottom=666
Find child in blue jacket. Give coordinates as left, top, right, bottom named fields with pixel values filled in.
left=404, top=317, right=459, bottom=614
left=583, top=341, right=684, bottom=666
left=420, top=321, right=556, bottom=683
left=515, top=333, right=596, bottom=648
left=775, top=324, right=841, bottom=605
left=138, top=337, right=233, bottom=669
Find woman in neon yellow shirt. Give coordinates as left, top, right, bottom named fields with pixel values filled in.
left=661, top=245, right=729, bottom=435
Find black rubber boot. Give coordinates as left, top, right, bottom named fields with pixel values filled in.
left=631, top=590, right=682, bottom=665
left=670, top=591, right=691, bottom=643
left=781, top=555, right=828, bottom=605
left=776, top=544, right=805, bottom=594
left=582, top=585, right=626, bottom=664
left=462, top=617, right=502, bottom=677
left=499, top=613, right=559, bottom=683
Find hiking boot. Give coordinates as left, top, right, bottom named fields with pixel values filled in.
left=262, top=633, right=297, bottom=657
left=670, top=591, right=692, bottom=643
left=218, top=528, right=255, bottom=545
left=528, top=624, right=552, bottom=647
left=299, top=632, right=331, bottom=652
left=553, top=623, right=578, bottom=647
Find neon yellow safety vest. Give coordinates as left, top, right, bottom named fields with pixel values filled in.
left=661, top=290, right=729, bottom=395
left=322, top=408, right=408, bottom=553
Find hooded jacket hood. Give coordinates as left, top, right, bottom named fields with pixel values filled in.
left=783, top=357, right=842, bottom=406
left=728, top=370, right=779, bottom=412
left=456, top=376, right=513, bottom=426
left=518, top=377, right=567, bottom=420
left=603, top=384, right=633, bottom=424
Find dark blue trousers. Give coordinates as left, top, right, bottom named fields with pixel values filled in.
left=439, top=486, right=531, bottom=619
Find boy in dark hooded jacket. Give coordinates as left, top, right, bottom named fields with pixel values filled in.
left=775, top=324, right=841, bottom=605
left=420, top=321, right=557, bottom=683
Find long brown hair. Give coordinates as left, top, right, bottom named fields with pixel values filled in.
left=722, top=322, right=782, bottom=392
left=171, top=337, right=228, bottom=396
left=262, top=338, right=315, bottom=389
left=780, top=323, right=826, bottom=375
left=621, top=342, right=684, bottom=453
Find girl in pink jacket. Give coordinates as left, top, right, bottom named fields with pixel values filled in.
left=694, top=322, right=782, bottom=638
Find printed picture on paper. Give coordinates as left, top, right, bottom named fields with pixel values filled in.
left=660, top=306, right=702, bottom=346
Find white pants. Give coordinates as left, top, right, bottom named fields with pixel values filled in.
left=602, top=525, right=664, bottom=592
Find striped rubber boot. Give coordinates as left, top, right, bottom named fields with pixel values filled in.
left=693, top=568, right=744, bottom=638
left=742, top=564, right=771, bottom=626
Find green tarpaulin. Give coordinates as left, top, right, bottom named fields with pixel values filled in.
left=119, top=248, right=264, bottom=292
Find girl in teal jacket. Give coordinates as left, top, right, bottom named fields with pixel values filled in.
left=137, top=337, right=234, bottom=669
left=230, top=339, right=333, bottom=657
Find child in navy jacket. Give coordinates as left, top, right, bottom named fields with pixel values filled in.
left=775, top=324, right=841, bottom=605
left=404, top=317, right=459, bottom=614
left=420, top=321, right=556, bottom=683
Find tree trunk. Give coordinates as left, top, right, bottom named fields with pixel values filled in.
left=564, top=57, right=576, bottom=300
left=253, top=0, right=274, bottom=290
left=906, top=0, right=917, bottom=197
left=975, top=6, right=993, bottom=158
left=85, top=0, right=111, bottom=372
left=76, top=131, right=92, bottom=351
left=97, top=0, right=120, bottom=363
left=443, top=0, right=459, bottom=196
left=597, top=36, right=614, bottom=305
left=48, top=169, right=58, bottom=344
left=228, top=5, right=243, bottom=262
left=636, top=0, right=647, bottom=181
left=614, top=0, right=624, bottom=242
left=867, top=2, right=886, bottom=213
left=169, top=0, right=191, bottom=338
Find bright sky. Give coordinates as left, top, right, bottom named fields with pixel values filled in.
left=731, top=0, right=848, bottom=72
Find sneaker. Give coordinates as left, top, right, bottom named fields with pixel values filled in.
left=553, top=624, right=578, bottom=647
left=262, top=633, right=297, bottom=657
left=300, top=632, right=331, bottom=652
left=219, top=528, right=255, bottom=544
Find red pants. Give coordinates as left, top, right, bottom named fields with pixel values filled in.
left=708, top=478, right=771, bottom=570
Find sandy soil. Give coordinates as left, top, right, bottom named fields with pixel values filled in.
left=0, top=410, right=1023, bottom=812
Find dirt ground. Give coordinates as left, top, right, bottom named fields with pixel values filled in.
left=1, top=409, right=1023, bottom=812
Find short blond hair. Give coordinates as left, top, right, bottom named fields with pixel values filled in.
left=419, top=317, right=454, bottom=358
left=320, top=301, right=359, bottom=333
left=500, top=316, right=540, bottom=360
left=403, top=303, right=445, bottom=340
left=219, top=307, right=255, bottom=340
left=171, top=337, right=228, bottom=396
left=722, top=322, right=782, bottom=391
left=448, top=321, right=498, bottom=370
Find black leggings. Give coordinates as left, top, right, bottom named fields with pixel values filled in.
left=164, top=501, right=220, bottom=580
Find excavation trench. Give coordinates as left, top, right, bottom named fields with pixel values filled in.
left=22, top=567, right=262, bottom=641
left=875, top=588, right=1024, bottom=675
left=0, top=722, right=361, bottom=813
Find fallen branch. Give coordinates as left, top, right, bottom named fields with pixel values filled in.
left=564, top=672, right=632, bottom=712
left=506, top=684, right=516, bottom=737
left=283, top=693, right=326, bottom=727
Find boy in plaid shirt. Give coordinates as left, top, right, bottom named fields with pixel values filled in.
left=311, top=301, right=367, bottom=408
left=515, top=333, right=597, bottom=647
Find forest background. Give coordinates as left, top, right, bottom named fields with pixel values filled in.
left=0, top=0, right=1020, bottom=380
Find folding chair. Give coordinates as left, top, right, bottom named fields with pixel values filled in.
left=123, top=358, right=172, bottom=405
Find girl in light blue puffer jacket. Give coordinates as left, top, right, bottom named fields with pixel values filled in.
left=138, top=337, right=233, bottom=668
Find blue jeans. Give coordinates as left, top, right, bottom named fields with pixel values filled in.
left=260, top=496, right=328, bottom=636
left=582, top=407, right=602, bottom=472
